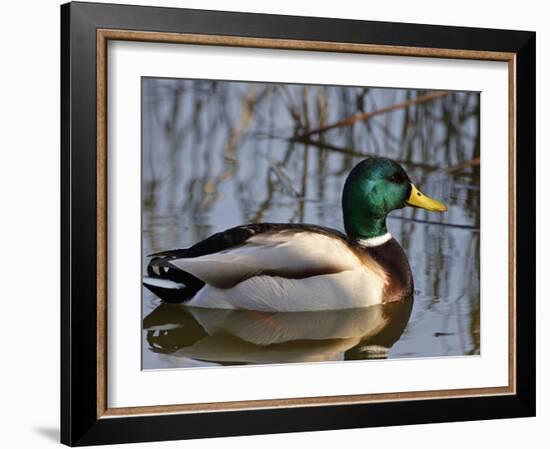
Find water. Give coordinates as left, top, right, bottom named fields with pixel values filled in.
left=141, top=78, right=480, bottom=369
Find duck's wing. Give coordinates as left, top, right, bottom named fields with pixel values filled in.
left=150, top=223, right=343, bottom=259
left=162, top=224, right=381, bottom=289
left=146, top=224, right=295, bottom=292
left=149, top=223, right=271, bottom=258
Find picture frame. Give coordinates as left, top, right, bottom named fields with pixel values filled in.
left=60, top=1, right=535, bottom=446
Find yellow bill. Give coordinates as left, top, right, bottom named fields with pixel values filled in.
left=406, top=184, right=447, bottom=212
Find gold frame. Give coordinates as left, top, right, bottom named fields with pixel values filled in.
left=96, top=29, right=516, bottom=419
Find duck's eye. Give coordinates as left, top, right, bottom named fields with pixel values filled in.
left=388, top=173, right=403, bottom=183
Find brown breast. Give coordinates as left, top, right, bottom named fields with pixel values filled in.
left=359, top=239, right=414, bottom=303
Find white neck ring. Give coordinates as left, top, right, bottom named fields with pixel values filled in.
left=357, top=233, right=392, bottom=247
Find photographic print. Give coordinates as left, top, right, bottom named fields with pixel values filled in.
left=141, top=78, right=480, bottom=370
left=61, top=5, right=534, bottom=443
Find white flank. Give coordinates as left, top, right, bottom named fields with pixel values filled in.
left=187, top=268, right=386, bottom=312
left=357, top=232, right=392, bottom=247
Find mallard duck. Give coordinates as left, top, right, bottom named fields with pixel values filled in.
left=143, top=157, right=446, bottom=311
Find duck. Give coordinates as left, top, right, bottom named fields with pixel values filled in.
left=143, top=157, right=447, bottom=312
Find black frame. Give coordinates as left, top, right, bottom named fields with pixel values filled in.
left=61, top=1, right=535, bottom=446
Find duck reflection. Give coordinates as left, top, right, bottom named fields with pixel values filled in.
left=143, top=297, right=413, bottom=366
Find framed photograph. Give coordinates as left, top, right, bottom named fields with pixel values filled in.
left=61, top=1, right=535, bottom=446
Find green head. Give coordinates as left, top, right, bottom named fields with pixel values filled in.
left=342, top=158, right=447, bottom=240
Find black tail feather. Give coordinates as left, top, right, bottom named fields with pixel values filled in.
left=144, top=257, right=205, bottom=303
